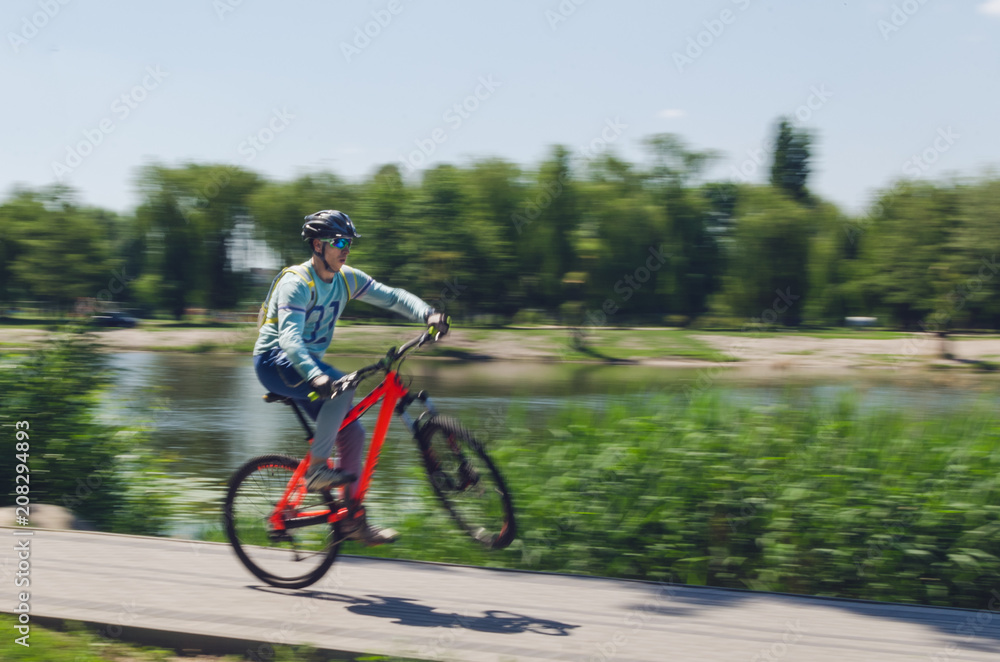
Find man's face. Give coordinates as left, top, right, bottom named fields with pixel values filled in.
left=314, top=237, right=351, bottom=272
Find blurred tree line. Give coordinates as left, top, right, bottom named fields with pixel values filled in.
left=1, top=118, right=998, bottom=330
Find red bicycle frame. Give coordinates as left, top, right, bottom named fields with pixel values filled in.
left=267, top=369, right=411, bottom=531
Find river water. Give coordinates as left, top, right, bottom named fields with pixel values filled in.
left=101, top=352, right=1000, bottom=536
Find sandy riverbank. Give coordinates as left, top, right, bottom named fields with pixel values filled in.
left=3, top=325, right=1000, bottom=373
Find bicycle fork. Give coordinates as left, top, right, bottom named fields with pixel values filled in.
left=398, top=392, right=479, bottom=491
left=395, top=389, right=438, bottom=436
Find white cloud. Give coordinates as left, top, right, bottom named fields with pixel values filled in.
left=978, top=0, right=1000, bottom=16
left=658, top=108, right=685, bottom=120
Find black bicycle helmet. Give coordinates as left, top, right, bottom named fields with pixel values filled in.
left=301, top=210, right=361, bottom=241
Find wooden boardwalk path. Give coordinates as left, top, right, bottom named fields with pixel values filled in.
left=5, top=527, right=1000, bottom=661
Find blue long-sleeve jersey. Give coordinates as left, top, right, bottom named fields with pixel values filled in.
left=253, top=261, right=432, bottom=382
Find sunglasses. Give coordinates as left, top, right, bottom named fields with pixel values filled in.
left=323, top=237, right=353, bottom=250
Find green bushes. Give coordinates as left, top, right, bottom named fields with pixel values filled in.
left=0, top=328, right=170, bottom=535
left=365, top=391, right=1000, bottom=610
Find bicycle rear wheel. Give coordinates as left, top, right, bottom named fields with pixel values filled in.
left=416, top=415, right=516, bottom=549
left=223, top=454, right=343, bottom=589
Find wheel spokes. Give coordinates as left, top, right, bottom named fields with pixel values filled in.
left=226, top=456, right=341, bottom=586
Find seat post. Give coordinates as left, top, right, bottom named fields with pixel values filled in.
left=285, top=399, right=315, bottom=440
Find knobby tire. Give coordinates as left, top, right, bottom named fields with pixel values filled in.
left=223, top=453, right=342, bottom=589
left=416, top=415, right=516, bottom=549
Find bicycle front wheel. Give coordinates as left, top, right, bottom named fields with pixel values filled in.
left=223, top=454, right=343, bottom=589
left=416, top=415, right=516, bottom=549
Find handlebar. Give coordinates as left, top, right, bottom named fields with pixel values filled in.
left=308, top=329, right=436, bottom=401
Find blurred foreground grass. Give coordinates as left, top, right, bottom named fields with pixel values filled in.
left=352, top=391, right=1000, bottom=610
left=0, top=615, right=423, bottom=661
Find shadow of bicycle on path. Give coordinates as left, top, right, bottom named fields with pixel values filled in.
left=255, top=587, right=578, bottom=636
left=346, top=594, right=578, bottom=635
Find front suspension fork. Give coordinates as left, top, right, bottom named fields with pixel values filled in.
left=396, top=389, right=438, bottom=436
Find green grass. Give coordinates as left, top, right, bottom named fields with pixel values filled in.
left=150, top=321, right=243, bottom=328
left=651, top=330, right=739, bottom=361
left=697, top=328, right=916, bottom=340
left=570, top=333, right=737, bottom=362
left=340, top=391, right=1000, bottom=610
left=0, top=615, right=427, bottom=661
left=132, top=327, right=739, bottom=363
left=147, top=341, right=255, bottom=354
left=475, top=328, right=738, bottom=363
left=0, top=322, right=53, bottom=330
left=0, top=616, right=185, bottom=661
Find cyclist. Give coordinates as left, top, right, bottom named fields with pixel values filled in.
left=253, top=209, right=449, bottom=545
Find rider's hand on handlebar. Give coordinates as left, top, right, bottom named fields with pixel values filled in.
left=426, top=312, right=451, bottom=340
left=309, top=374, right=335, bottom=399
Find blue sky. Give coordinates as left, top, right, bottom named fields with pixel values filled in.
left=2, top=0, right=998, bottom=214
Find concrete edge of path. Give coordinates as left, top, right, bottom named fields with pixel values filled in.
left=3, top=613, right=374, bottom=661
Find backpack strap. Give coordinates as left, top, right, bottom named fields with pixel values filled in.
left=338, top=270, right=352, bottom=299
left=257, top=265, right=316, bottom=329
left=339, top=266, right=363, bottom=300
